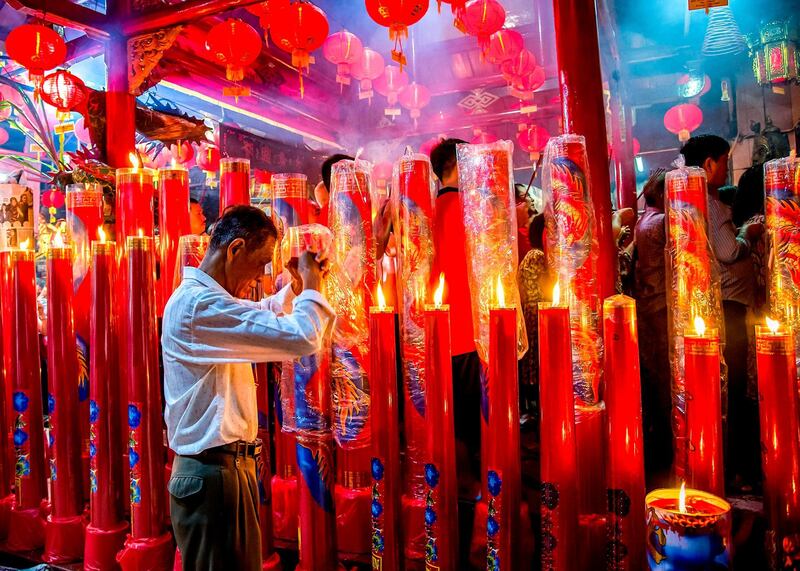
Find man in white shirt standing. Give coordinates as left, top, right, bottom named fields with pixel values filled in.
left=162, top=205, right=334, bottom=570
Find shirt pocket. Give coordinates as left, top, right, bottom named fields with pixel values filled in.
left=168, top=474, right=205, bottom=502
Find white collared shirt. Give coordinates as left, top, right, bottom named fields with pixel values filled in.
left=162, top=266, right=334, bottom=455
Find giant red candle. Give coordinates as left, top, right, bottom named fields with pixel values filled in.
left=684, top=316, right=724, bottom=497
left=538, top=285, right=579, bottom=571
left=116, top=161, right=156, bottom=242
left=84, top=235, right=129, bottom=571
left=424, top=276, right=459, bottom=571
left=2, top=244, right=47, bottom=551
left=486, top=278, right=521, bottom=571
left=125, top=235, right=166, bottom=540
left=219, top=157, right=251, bottom=214
left=602, top=294, right=645, bottom=570
left=0, top=253, right=11, bottom=538
left=44, top=234, right=85, bottom=564
left=157, top=166, right=190, bottom=313
left=755, top=318, right=800, bottom=568
left=370, top=285, right=402, bottom=571
left=65, top=182, right=103, bottom=494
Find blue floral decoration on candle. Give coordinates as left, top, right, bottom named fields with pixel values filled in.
left=16, top=455, right=30, bottom=477
left=129, top=448, right=140, bottom=469
left=50, top=459, right=57, bottom=482
left=89, top=400, right=99, bottom=424
left=130, top=478, right=141, bottom=504
left=47, top=394, right=55, bottom=414
left=89, top=442, right=96, bottom=458
left=372, top=458, right=384, bottom=481
left=372, top=530, right=385, bottom=554
left=90, top=468, right=97, bottom=494
left=487, top=516, right=500, bottom=537
left=425, top=506, right=438, bottom=526
left=425, top=538, right=438, bottom=563
left=13, top=428, right=28, bottom=447
left=371, top=499, right=383, bottom=518
left=128, top=404, right=142, bottom=429
left=12, top=392, right=28, bottom=413
left=488, top=470, right=502, bottom=497
left=425, top=463, right=440, bottom=488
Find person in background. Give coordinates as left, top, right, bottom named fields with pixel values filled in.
left=733, top=163, right=767, bottom=414
left=317, top=153, right=354, bottom=228
left=190, top=197, right=208, bottom=235
left=681, top=134, right=763, bottom=492
left=163, top=206, right=333, bottom=569
left=429, top=138, right=482, bottom=503
left=632, top=169, right=672, bottom=484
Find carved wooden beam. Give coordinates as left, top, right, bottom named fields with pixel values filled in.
left=127, top=26, right=183, bottom=95
left=5, top=0, right=108, bottom=39
left=123, top=0, right=263, bottom=36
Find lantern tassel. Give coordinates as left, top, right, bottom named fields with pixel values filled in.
left=226, top=65, right=244, bottom=82
left=389, top=25, right=409, bottom=71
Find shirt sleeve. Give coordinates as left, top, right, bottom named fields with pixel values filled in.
left=183, top=288, right=334, bottom=364
left=709, top=202, right=749, bottom=264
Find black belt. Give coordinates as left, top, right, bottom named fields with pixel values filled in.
left=198, top=439, right=262, bottom=459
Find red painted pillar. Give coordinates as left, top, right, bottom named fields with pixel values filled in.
left=552, top=0, right=616, bottom=298
left=105, top=36, right=135, bottom=170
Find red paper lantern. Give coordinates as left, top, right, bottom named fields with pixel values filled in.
left=196, top=144, right=221, bottom=172
left=510, top=66, right=545, bottom=93
left=5, top=24, right=66, bottom=89
left=350, top=47, right=385, bottom=100
left=461, top=0, right=506, bottom=50
left=486, top=29, right=524, bottom=64
left=169, top=141, right=195, bottom=166
left=398, top=82, right=431, bottom=120
left=663, top=103, right=703, bottom=142
left=439, top=0, right=468, bottom=30
left=41, top=187, right=66, bottom=209
left=246, top=0, right=290, bottom=38
left=206, top=19, right=262, bottom=83
left=40, top=70, right=87, bottom=119
left=374, top=65, right=410, bottom=108
left=517, top=124, right=550, bottom=160
left=365, top=0, right=429, bottom=68
left=501, top=49, right=537, bottom=83
left=323, top=30, right=364, bottom=86
left=270, top=1, right=329, bottom=71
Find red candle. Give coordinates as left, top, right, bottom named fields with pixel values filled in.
left=65, top=182, right=103, bottom=493
left=0, top=252, right=11, bottom=534
left=2, top=245, right=47, bottom=551
left=125, top=235, right=166, bottom=540
left=538, top=285, right=579, bottom=571
left=424, top=277, right=459, bottom=571
left=755, top=318, right=800, bottom=566
left=115, top=161, right=156, bottom=242
left=272, top=361, right=299, bottom=548
left=157, top=166, right=190, bottom=314
left=43, top=235, right=85, bottom=563
left=219, top=157, right=251, bottom=214
left=370, top=285, right=402, bottom=571
left=253, top=362, right=281, bottom=571
left=602, top=294, right=645, bottom=570
left=174, top=234, right=209, bottom=290
left=294, top=351, right=338, bottom=571
left=684, top=316, right=724, bottom=497
left=486, top=278, right=521, bottom=571
left=84, top=236, right=129, bottom=570
left=272, top=172, right=311, bottom=231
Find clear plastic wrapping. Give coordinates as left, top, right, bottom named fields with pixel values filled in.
left=456, top=141, right=528, bottom=365
left=275, top=224, right=333, bottom=436
left=664, top=165, right=726, bottom=478
left=541, top=135, right=603, bottom=405
left=173, top=234, right=210, bottom=289
left=764, top=156, right=800, bottom=374
left=328, top=159, right=376, bottom=449
left=391, top=152, right=436, bottom=498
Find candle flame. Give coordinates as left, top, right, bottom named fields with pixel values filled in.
left=19, top=239, right=30, bottom=251
left=694, top=316, right=706, bottom=336
left=98, top=227, right=106, bottom=244
left=52, top=229, right=64, bottom=248
left=377, top=282, right=386, bottom=310
left=138, top=229, right=144, bottom=238
left=496, top=276, right=505, bottom=308
left=433, top=273, right=445, bottom=308
left=553, top=282, right=560, bottom=305
left=766, top=317, right=780, bottom=334
left=171, top=157, right=177, bottom=169
left=679, top=482, right=687, bottom=513
left=129, top=152, right=140, bottom=170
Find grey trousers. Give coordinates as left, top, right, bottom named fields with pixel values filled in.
left=169, top=451, right=262, bottom=571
